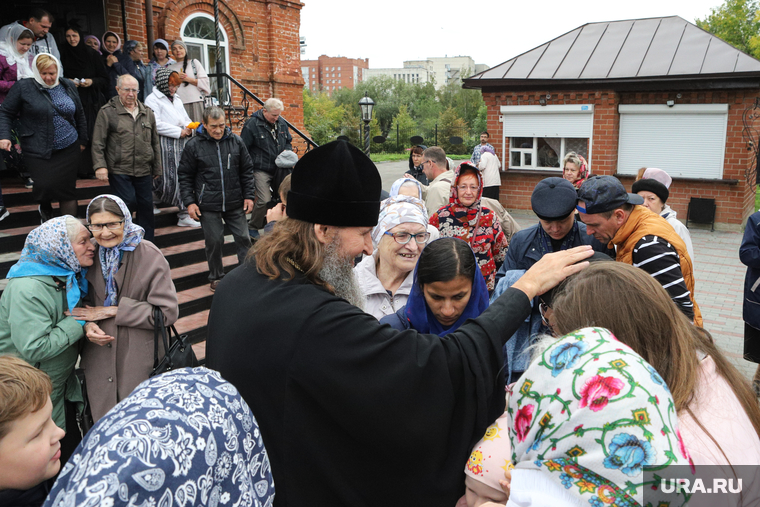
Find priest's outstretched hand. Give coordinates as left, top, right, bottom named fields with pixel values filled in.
left=510, top=245, right=593, bottom=300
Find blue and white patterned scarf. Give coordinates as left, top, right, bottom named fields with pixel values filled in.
left=86, top=195, right=144, bottom=306
left=6, top=216, right=87, bottom=313
left=44, top=367, right=275, bottom=507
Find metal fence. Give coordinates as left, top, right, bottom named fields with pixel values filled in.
left=341, top=125, right=479, bottom=155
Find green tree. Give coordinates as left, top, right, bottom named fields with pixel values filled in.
left=302, top=89, right=346, bottom=146
left=696, top=0, right=760, bottom=58
left=387, top=105, right=418, bottom=152
left=437, top=107, right=469, bottom=155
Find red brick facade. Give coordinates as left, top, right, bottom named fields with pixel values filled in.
left=103, top=0, right=307, bottom=149
left=484, top=89, right=760, bottom=229
left=301, top=55, right=369, bottom=95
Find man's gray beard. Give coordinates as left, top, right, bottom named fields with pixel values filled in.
left=320, top=236, right=365, bottom=310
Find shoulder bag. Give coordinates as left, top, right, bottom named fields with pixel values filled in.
left=151, top=306, right=198, bottom=377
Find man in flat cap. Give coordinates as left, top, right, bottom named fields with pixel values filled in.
left=577, top=175, right=701, bottom=325
left=493, top=177, right=611, bottom=382
left=206, top=140, right=594, bottom=507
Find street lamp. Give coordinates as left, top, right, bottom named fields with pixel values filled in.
left=358, top=92, right=375, bottom=157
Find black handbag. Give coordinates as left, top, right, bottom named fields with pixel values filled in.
left=74, top=368, right=95, bottom=434
left=151, top=307, right=198, bottom=377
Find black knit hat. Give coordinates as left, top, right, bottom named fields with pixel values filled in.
left=287, top=140, right=382, bottom=227
left=631, top=178, right=669, bottom=204
left=531, top=177, right=577, bottom=220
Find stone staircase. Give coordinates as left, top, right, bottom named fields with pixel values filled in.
left=0, top=175, right=243, bottom=361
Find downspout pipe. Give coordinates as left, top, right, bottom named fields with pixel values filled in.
left=145, top=0, right=155, bottom=52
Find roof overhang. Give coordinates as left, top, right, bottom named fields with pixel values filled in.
left=463, top=73, right=760, bottom=93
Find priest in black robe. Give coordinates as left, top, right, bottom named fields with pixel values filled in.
left=206, top=140, right=592, bottom=507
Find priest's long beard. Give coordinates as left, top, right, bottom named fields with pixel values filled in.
left=320, top=235, right=365, bottom=310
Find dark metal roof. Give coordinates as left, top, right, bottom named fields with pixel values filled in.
left=464, top=16, right=760, bottom=90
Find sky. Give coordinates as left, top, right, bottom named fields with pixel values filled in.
left=300, top=0, right=725, bottom=69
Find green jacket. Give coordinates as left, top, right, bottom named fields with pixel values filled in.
left=0, top=276, right=84, bottom=430
left=91, top=96, right=162, bottom=177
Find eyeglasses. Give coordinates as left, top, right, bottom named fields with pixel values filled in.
left=87, top=220, right=124, bottom=232
left=422, top=160, right=432, bottom=166
left=456, top=185, right=479, bottom=193
left=383, top=231, right=430, bottom=245
left=120, top=88, right=139, bottom=94
left=538, top=298, right=553, bottom=330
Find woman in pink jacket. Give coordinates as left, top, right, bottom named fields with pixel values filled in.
left=551, top=262, right=760, bottom=467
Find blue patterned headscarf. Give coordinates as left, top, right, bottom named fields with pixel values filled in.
left=86, top=194, right=144, bottom=306
left=404, top=238, right=490, bottom=336
left=389, top=177, right=423, bottom=200
left=44, top=367, right=275, bottom=507
left=6, top=216, right=88, bottom=313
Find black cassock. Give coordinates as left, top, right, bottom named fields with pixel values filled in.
left=207, top=260, right=530, bottom=507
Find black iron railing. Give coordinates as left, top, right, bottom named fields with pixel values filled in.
left=208, top=73, right=318, bottom=153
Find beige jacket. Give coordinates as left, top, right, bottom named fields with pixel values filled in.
left=424, top=170, right=455, bottom=216
left=81, top=240, right=178, bottom=421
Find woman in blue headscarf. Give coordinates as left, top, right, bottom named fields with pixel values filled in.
left=43, top=367, right=275, bottom=507
left=72, top=194, right=178, bottom=421
left=0, top=216, right=94, bottom=432
left=380, top=237, right=490, bottom=336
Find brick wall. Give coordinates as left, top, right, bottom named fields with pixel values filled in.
left=301, top=54, right=370, bottom=95
left=104, top=0, right=309, bottom=152
left=484, top=89, right=760, bottom=228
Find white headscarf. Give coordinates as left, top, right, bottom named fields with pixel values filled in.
left=31, top=52, right=62, bottom=89
left=0, top=23, right=34, bottom=79
left=371, top=195, right=429, bottom=248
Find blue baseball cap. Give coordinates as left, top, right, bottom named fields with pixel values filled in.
left=576, top=175, right=644, bottom=214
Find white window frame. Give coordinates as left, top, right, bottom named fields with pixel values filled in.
left=500, top=104, right=594, bottom=171
left=617, top=104, right=728, bottom=179
left=180, top=13, right=230, bottom=81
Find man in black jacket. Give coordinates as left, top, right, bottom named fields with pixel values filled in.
left=240, top=98, right=292, bottom=237
left=206, top=140, right=593, bottom=506
left=178, top=106, right=255, bottom=291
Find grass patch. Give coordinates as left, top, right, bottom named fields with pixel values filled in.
left=756, top=186, right=760, bottom=212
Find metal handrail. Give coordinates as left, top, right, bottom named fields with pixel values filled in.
left=208, top=72, right=318, bottom=151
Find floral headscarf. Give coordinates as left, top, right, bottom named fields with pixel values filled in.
left=508, top=327, right=692, bottom=506
left=371, top=195, right=429, bottom=248
left=83, top=35, right=101, bottom=55
left=429, top=162, right=508, bottom=291
left=568, top=154, right=589, bottom=189
left=0, top=23, right=34, bottom=78
left=43, top=367, right=275, bottom=507
left=465, top=405, right=513, bottom=493
left=155, top=66, right=176, bottom=99
left=389, top=177, right=423, bottom=200
left=404, top=238, right=490, bottom=336
left=6, top=216, right=88, bottom=313
left=86, top=194, right=145, bottom=306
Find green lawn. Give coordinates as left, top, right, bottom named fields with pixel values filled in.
left=756, top=186, right=760, bottom=212
left=370, top=153, right=472, bottom=163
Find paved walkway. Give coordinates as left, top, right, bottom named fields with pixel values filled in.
left=507, top=210, right=756, bottom=381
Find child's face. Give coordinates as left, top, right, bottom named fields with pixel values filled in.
left=464, top=475, right=509, bottom=507
left=0, top=397, right=65, bottom=490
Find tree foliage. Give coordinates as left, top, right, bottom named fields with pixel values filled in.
left=696, top=0, right=760, bottom=59
left=303, top=76, right=485, bottom=153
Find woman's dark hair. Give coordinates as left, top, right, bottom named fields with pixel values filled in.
left=64, top=26, right=81, bottom=37
left=17, top=29, right=34, bottom=42
left=88, top=196, right=124, bottom=219
left=417, top=238, right=476, bottom=286
left=411, top=146, right=424, bottom=156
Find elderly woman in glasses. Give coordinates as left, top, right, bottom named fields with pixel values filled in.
left=355, top=195, right=431, bottom=320
left=69, top=194, right=178, bottom=421
left=430, top=162, right=509, bottom=292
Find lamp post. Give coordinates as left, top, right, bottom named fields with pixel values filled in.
left=358, top=92, right=375, bottom=157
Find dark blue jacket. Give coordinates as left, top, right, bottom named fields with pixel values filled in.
left=741, top=211, right=760, bottom=329
left=0, top=77, right=87, bottom=160
left=495, top=220, right=612, bottom=284
left=380, top=306, right=410, bottom=331
left=240, top=108, right=292, bottom=174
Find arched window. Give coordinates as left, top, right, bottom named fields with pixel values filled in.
left=180, top=13, right=231, bottom=95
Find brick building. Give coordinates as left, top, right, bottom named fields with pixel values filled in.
left=300, top=54, right=369, bottom=95
left=1, top=0, right=307, bottom=143
left=464, top=16, right=760, bottom=230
